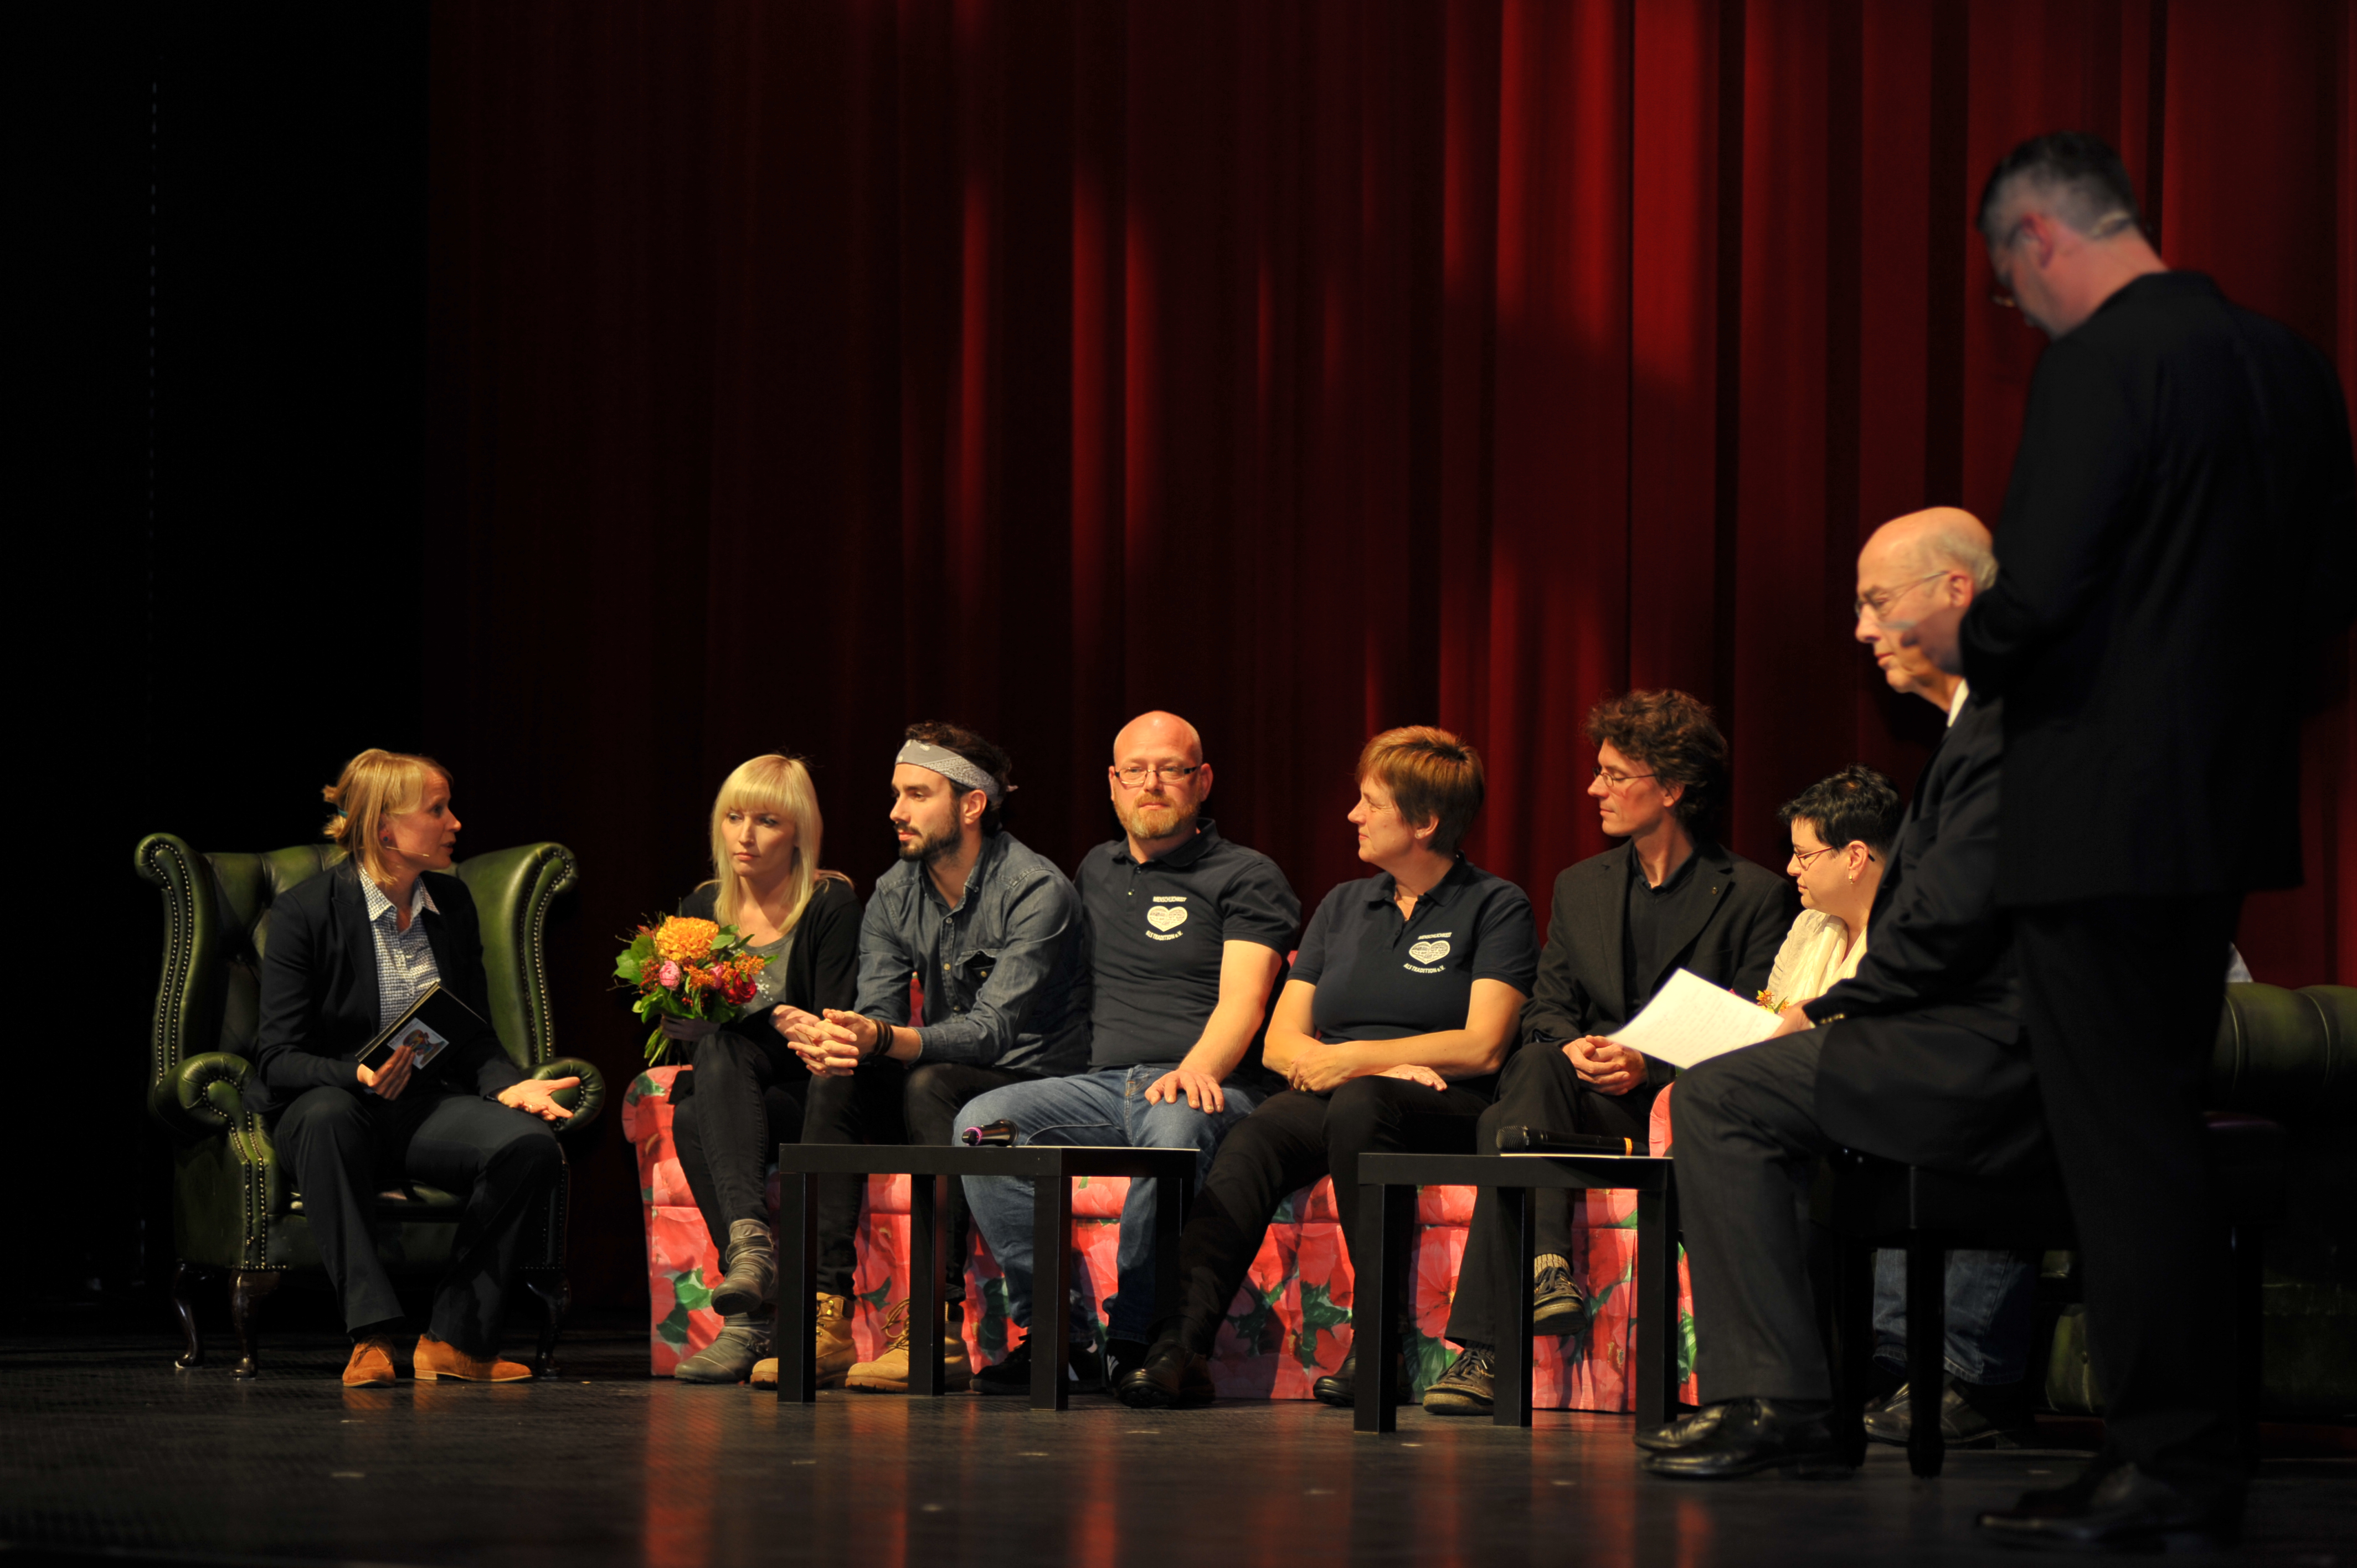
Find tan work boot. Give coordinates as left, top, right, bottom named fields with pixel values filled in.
left=749, top=1292, right=857, bottom=1389
left=846, top=1298, right=972, bottom=1394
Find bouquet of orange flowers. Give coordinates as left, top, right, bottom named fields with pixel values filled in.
left=615, top=915, right=770, bottom=1065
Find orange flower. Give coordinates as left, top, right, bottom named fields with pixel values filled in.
left=652, top=916, right=719, bottom=963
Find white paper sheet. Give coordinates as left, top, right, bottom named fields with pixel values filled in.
left=1607, top=967, right=1785, bottom=1069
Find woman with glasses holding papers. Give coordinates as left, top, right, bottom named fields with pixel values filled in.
left=1759, top=767, right=1902, bottom=1012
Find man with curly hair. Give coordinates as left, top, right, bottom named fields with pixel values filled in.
left=1425, top=690, right=1792, bottom=1415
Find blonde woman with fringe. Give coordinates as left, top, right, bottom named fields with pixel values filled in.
left=253, top=749, right=578, bottom=1388
left=666, top=754, right=862, bottom=1384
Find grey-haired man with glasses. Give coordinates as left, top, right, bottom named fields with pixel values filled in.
left=958, top=710, right=1300, bottom=1395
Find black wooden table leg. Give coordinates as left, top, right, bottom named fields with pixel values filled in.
left=1905, top=1240, right=1946, bottom=1478
left=910, top=1174, right=945, bottom=1396
left=1031, top=1162, right=1072, bottom=1410
left=779, top=1165, right=818, bottom=1402
left=1354, top=1182, right=1399, bottom=1433
left=1494, top=1184, right=1534, bottom=1427
left=1635, top=1183, right=1678, bottom=1429
left=1152, top=1172, right=1184, bottom=1333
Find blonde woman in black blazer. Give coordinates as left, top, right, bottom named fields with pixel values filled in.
left=254, top=749, right=576, bottom=1387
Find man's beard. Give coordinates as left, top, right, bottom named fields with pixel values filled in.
left=897, top=820, right=960, bottom=865
left=1116, top=797, right=1197, bottom=843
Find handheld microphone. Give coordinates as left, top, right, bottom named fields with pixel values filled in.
left=960, top=1118, right=1017, bottom=1147
left=1495, top=1126, right=1636, bottom=1156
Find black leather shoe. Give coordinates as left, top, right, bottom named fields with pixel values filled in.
left=1639, top=1398, right=1850, bottom=1479
left=1312, top=1344, right=1411, bottom=1407
left=1114, top=1336, right=1214, bottom=1409
left=1977, top=1461, right=2240, bottom=1553
left=973, top=1340, right=1105, bottom=1396
left=1864, top=1375, right=2036, bottom=1448
left=1634, top=1402, right=1727, bottom=1453
left=1105, top=1338, right=1149, bottom=1388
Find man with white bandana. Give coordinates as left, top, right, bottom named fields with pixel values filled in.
left=749, top=721, right=1090, bottom=1395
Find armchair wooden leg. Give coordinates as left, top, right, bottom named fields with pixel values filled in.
left=229, top=1269, right=281, bottom=1379
left=171, top=1262, right=206, bottom=1369
left=526, top=1274, right=570, bottom=1379
left=1828, top=1241, right=1874, bottom=1469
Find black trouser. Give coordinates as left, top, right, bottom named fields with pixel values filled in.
left=801, top=1055, right=1039, bottom=1302
left=274, top=1082, right=563, bottom=1358
left=1445, top=1044, right=1657, bottom=1347
left=672, top=1028, right=807, bottom=1240
left=1171, top=1077, right=1491, bottom=1354
left=1670, top=1031, right=1839, bottom=1402
left=2016, top=894, right=2243, bottom=1491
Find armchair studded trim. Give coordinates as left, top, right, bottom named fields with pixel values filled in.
left=136, top=834, right=214, bottom=1118
left=452, top=842, right=581, bottom=1069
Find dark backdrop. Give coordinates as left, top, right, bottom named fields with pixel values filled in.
left=32, top=1, right=2353, bottom=1327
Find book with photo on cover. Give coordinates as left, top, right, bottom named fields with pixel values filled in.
left=357, top=983, right=486, bottom=1080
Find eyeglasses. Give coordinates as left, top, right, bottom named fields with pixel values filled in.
left=1114, top=762, right=1202, bottom=788
left=1592, top=765, right=1657, bottom=788
left=1852, top=571, right=1948, bottom=622
left=1790, top=844, right=1839, bottom=870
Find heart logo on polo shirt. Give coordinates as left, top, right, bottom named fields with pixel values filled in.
left=1408, top=938, right=1450, bottom=964
left=1146, top=905, right=1188, bottom=933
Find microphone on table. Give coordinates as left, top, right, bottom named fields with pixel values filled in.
left=1495, top=1126, right=1636, bottom=1156
left=960, top=1118, right=1017, bottom=1147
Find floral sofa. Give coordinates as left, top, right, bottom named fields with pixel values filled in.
left=624, top=1065, right=1697, bottom=1409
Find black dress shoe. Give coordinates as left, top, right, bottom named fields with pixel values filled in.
left=1311, top=1344, right=1411, bottom=1407
left=1114, top=1336, right=1214, bottom=1409
left=1634, top=1402, right=1727, bottom=1453
left=1863, top=1375, right=2036, bottom=1448
left=1977, top=1461, right=2240, bottom=1553
left=1639, top=1398, right=1850, bottom=1479
left=1105, top=1338, right=1150, bottom=1387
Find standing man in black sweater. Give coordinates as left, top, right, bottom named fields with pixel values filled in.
left=1906, top=132, right=2356, bottom=1552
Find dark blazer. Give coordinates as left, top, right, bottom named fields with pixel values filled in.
left=1808, top=695, right=2039, bottom=1174
left=248, top=862, right=522, bottom=1116
left=1958, top=271, right=2357, bottom=904
left=1521, top=839, right=1792, bottom=1089
left=677, top=876, right=862, bottom=1060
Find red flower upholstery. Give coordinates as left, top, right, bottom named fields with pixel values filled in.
left=624, top=1064, right=1699, bottom=1406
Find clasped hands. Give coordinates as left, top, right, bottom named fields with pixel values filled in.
left=1282, top=1040, right=1448, bottom=1096
left=1560, top=1035, right=1643, bottom=1095
left=774, top=1005, right=884, bottom=1077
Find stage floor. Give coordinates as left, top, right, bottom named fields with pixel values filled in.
left=3, top=1331, right=2351, bottom=1567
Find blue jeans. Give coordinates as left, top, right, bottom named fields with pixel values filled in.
left=960, top=1065, right=1260, bottom=1345
left=1872, top=1247, right=2039, bottom=1385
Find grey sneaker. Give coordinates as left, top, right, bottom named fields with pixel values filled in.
left=675, top=1314, right=773, bottom=1384
left=1424, top=1344, right=1497, bottom=1416
left=1532, top=1254, right=1591, bottom=1337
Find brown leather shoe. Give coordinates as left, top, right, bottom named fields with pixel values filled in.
left=342, top=1337, right=399, bottom=1388
left=413, top=1334, right=532, bottom=1383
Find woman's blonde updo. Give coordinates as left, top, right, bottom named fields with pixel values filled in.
left=323, top=749, right=449, bottom=889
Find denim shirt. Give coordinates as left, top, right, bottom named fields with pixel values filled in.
left=853, top=829, right=1092, bottom=1075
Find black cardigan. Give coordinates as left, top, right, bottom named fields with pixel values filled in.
left=676, top=876, right=863, bottom=1051
left=248, top=861, right=522, bottom=1116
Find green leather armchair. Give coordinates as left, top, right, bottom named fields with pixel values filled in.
left=136, top=833, right=605, bottom=1376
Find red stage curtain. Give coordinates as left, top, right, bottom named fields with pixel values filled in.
left=425, top=2, right=2353, bottom=1302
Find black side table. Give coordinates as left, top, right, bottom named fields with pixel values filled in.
left=770, top=1143, right=1199, bottom=1410
left=1353, top=1152, right=1681, bottom=1433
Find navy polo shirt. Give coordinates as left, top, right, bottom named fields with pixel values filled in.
left=1290, top=858, right=1539, bottom=1098
left=1078, top=818, right=1301, bottom=1071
